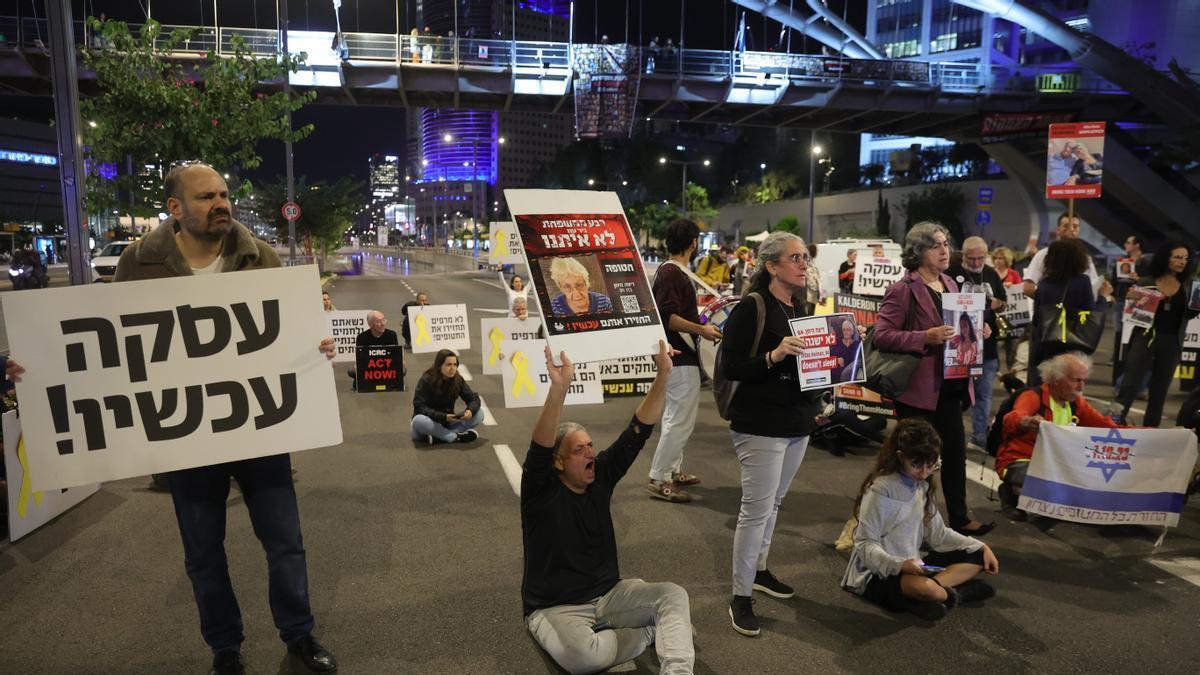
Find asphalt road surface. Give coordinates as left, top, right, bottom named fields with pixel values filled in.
left=1, top=255, right=1198, bottom=674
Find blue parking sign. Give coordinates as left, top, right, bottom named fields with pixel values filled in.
left=978, top=187, right=993, bottom=205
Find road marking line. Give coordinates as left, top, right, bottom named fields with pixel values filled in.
left=478, top=397, right=497, bottom=426
left=493, top=444, right=522, bottom=496
left=965, top=456, right=1000, bottom=490
left=1148, top=557, right=1200, bottom=588
left=458, top=364, right=473, bottom=381
left=1085, top=395, right=1143, bottom=416
left=473, top=278, right=504, bottom=290
left=474, top=307, right=511, bottom=314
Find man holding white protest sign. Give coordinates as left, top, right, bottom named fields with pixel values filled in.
left=5, top=163, right=340, bottom=674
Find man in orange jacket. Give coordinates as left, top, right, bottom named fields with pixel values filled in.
left=996, top=352, right=1125, bottom=519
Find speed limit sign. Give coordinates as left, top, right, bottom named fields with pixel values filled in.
left=281, top=201, right=302, bottom=222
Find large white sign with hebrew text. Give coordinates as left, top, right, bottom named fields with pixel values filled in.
left=407, top=304, right=471, bottom=354
left=2, top=266, right=342, bottom=491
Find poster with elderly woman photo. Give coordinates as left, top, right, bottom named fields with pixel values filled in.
left=1046, top=121, right=1105, bottom=199
left=943, top=292, right=985, bottom=379
left=504, top=189, right=667, bottom=364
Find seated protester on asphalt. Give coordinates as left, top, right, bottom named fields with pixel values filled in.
left=348, top=310, right=400, bottom=388
left=410, top=349, right=483, bottom=445
left=521, top=342, right=695, bottom=675
left=995, top=352, right=1125, bottom=519
left=401, top=292, right=430, bottom=348
left=841, top=419, right=1001, bottom=622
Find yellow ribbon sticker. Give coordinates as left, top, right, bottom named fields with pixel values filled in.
left=488, top=327, right=505, bottom=366
left=510, top=351, right=537, bottom=398
left=495, top=230, right=507, bottom=255
left=414, top=313, right=432, bottom=346
left=15, top=434, right=44, bottom=518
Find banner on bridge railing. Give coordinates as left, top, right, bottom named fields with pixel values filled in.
left=573, top=44, right=641, bottom=139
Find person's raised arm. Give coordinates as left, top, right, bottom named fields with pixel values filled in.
left=531, top=346, right=575, bottom=448
left=634, top=340, right=673, bottom=426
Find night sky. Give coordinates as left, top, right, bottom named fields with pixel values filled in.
left=5, top=1, right=864, bottom=186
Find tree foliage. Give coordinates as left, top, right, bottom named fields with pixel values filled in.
left=80, top=18, right=315, bottom=215
left=774, top=215, right=801, bottom=234
left=876, top=190, right=892, bottom=238
left=737, top=170, right=798, bottom=204
left=627, top=201, right=676, bottom=245
left=900, top=185, right=968, bottom=244
left=251, top=176, right=364, bottom=263
left=685, top=182, right=717, bottom=223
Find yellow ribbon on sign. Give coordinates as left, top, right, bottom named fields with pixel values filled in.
left=510, top=351, right=537, bottom=398
left=488, top=326, right=505, bottom=366
left=15, top=434, right=43, bottom=518
left=414, top=313, right=432, bottom=346
left=495, top=230, right=507, bottom=255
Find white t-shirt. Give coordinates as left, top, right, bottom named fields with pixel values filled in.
left=1022, top=246, right=1102, bottom=297
left=191, top=256, right=224, bottom=275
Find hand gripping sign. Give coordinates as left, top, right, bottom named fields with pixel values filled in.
left=1, top=266, right=342, bottom=491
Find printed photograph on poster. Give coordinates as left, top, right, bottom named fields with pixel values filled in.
left=408, top=304, right=471, bottom=354
left=481, top=317, right=545, bottom=375
left=1115, top=258, right=1137, bottom=282
left=499, top=339, right=604, bottom=408
left=942, top=292, right=984, bottom=379
left=504, top=189, right=667, bottom=364
left=1046, top=121, right=1105, bottom=199
left=1189, top=280, right=1200, bottom=312
left=1124, top=286, right=1164, bottom=329
left=788, top=313, right=865, bottom=391
left=0, top=266, right=342, bottom=491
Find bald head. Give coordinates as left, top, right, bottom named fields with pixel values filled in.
left=164, top=163, right=233, bottom=242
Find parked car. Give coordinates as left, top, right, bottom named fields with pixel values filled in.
left=90, top=240, right=135, bottom=282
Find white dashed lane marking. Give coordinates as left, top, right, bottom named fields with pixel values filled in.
left=492, top=444, right=522, bottom=496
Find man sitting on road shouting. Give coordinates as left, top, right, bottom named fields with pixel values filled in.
left=521, top=341, right=695, bottom=675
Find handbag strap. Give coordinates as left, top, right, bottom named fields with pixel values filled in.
left=746, top=292, right=766, bottom=359
left=902, top=278, right=920, bottom=331
left=660, top=258, right=723, bottom=298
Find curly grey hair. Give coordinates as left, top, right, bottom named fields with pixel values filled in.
left=901, top=221, right=952, bottom=271
left=1037, top=352, right=1092, bottom=384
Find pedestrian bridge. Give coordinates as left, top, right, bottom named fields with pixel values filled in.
left=0, top=17, right=1144, bottom=136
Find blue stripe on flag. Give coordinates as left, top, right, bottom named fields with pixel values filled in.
left=1022, top=476, right=1184, bottom=513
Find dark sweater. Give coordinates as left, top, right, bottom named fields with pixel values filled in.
left=720, top=291, right=821, bottom=437
left=355, top=328, right=399, bottom=348
left=520, top=415, right=654, bottom=616
left=411, top=372, right=480, bottom=425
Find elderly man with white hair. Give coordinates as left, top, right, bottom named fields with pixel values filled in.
left=948, top=236, right=1007, bottom=450
left=348, top=310, right=400, bottom=389
left=549, top=256, right=613, bottom=317
left=994, top=352, right=1126, bottom=519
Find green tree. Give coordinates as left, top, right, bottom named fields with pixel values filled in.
left=774, top=215, right=801, bottom=234
left=900, top=185, right=968, bottom=244
left=628, top=201, right=676, bottom=246
left=875, top=190, right=892, bottom=238
left=253, top=176, right=364, bottom=267
left=738, top=170, right=799, bottom=204
left=80, top=18, right=315, bottom=216
left=685, top=182, right=717, bottom=223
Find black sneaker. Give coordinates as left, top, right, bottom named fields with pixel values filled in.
left=909, top=600, right=948, bottom=622
left=956, top=580, right=996, bottom=604
left=455, top=429, right=479, bottom=443
left=208, top=648, right=244, bottom=675
left=752, top=569, right=795, bottom=599
left=286, top=634, right=338, bottom=673
left=998, top=483, right=1027, bottom=521
left=729, top=595, right=760, bottom=636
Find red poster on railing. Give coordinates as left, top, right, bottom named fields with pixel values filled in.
left=1046, top=122, right=1105, bottom=199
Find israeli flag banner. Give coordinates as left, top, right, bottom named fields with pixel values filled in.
left=1019, top=425, right=1198, bottom=527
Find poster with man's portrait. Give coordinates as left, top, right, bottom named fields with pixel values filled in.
left=1046, top=121, right=1105, bottom=199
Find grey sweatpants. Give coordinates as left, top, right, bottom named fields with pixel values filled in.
left=731, top=432, right=810, bottom=596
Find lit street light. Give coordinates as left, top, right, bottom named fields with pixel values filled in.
left=808, top=141, right=825, bottom=242
left=659, top=156, right=712, bottom=218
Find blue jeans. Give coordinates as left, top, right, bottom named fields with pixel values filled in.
left=410, top=411, right=484, bottom=442
left=970, top=357, right=1000, bottom=443
left=167, top=453, right=314, bottom=651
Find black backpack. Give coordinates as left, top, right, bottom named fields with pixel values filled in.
left=984, top=386, right=1074, bottom=457
left=713, top=293, right=765, bottom=421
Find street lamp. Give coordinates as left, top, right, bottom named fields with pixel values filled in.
left=659, top=156, right=712, bottom=218
left=808, top=142, right=825, bottom=242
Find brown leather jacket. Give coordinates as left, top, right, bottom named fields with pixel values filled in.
left=113, top=217, right=280, bottom=281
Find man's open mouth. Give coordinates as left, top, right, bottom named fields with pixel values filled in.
left=585, top=460, right=595, bottom=471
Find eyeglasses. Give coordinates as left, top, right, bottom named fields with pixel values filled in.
left=778, top=253, right=810, bottom=265
left=903, top=457, right=942, bottom=472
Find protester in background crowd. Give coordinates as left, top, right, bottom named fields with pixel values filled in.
left=805, top=243, right=821, bottom=305
left=875, top=222, right=994, bottom=538
left=1112, top=235, right=1153, bottom=391
left=411, top=349, right=483, bottom=445
left=549, top=257, right=613, bottom=317
left=730, top=245, right=754, bottom=295
left=1022, top=213, right=1108, bottom=300
left=1028, top=240, right=1101, bottom=387
left=348, top=310, right=400, bottom=389
left=500, top=269, right=531, bottom=312
left=696, top=245, right=732, bottom=288
left=838, top=249, right=857, bottom=293
left=841, top=419, right=1000, bottom=621
left=719, top=231, right=822, bottom=637
left=647, top=219, right=720, bottom=503
left=997, top=353, right=1124, bottom=519
left=322, top=290, right=335, bottom=311
left=948, top=236, right=1007, bottom=450
left=1112, top=242, right=1197, bottom=426
left=990, top=247, right=1021, bottom=286
left=521, top=342, right=695, bottom=675
left=401, top=292, right=430, bottom=348
left=74, top=163, right=336, bottom=674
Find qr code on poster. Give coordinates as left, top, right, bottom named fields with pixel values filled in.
left=620, top=295, right=640, bottom=313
